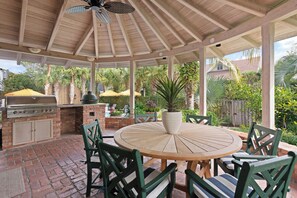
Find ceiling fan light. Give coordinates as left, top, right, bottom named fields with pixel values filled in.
left=28, top=47, right=41, bottom=54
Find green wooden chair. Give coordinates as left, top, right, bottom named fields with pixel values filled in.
left=186, top=151, right=297, bottom=198
left=97, top=141, right=177, bottom=198
left=214, top=122, right=282, bottom=176
left=135, top=112, right=157, bottom=123
left=186, top=114, right=212, bottom=125
left=81, top=119, right=113, bottom=197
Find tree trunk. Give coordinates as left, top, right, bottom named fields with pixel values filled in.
left=185, top=83, right=194, bottom=110
left=54, top=82, right=60, bottom=104
left=69, top=76, right=75, bottom=104
left=44, top=64, right=51, bottom=95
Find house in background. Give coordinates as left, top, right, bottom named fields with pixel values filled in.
left=207, top=57, right=260, bottom=79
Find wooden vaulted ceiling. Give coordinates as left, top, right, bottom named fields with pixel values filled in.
left=0, top=0, right=297, bottom=68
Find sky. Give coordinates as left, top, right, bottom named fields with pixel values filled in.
left=1, top=36, right=297, bottom=74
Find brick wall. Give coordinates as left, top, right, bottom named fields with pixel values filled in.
left=105, top=117, right=134, bottom=129
left=1, top=110, right=60, bottom=149
left=233, top=130, right=297, bottom=188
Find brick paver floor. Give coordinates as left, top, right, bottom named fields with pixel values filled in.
left=0, top=129, right=296, bottom=198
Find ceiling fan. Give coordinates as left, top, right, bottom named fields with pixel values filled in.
left=66, top=0, right=135, bottom=24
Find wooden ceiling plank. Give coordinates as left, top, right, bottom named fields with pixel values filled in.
left=208, top=47, right=224, bottom=58
left=215, top=0, right=267, bottom=17
left=203, top=0, right=297, bottom=46
left=282, top=18, right=297, bottom=30
left=116, top=15, right=133, bottom=56
left=40, top=56, right=47, bottom=67
left=92, top=11, right=99, bottom=58
left=129, top=14, right=152, bottom=52
left=107, top=24, right=116, bottom=56
left=19, top=0, right=28, bottom=46
left=16, top=53, right=22, bottom=65
left=142, top=0, right=186, bottom=45
left=65, top=60, right=72, bottom=68
left=177, top=0, right=231, bottom=31
left=192, top=51, right=199, bottom=59
left=128, top=0, right=171, bottom=51
left=47, top=0, right=69, bottom=51
left=74, top=25, right=94, bottom=55
left=241, top=35, right=261, bottom=48
left=151, top=0, right=203, bottom=42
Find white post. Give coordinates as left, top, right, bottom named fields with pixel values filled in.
left=130, top=60, right=136, bottom=118
left=90, top=62, right=96, bottom=93
left=199, top=46, right=207, bottom=116
left=168, top=56, right=174, bottom=80
left=261, top=23, right=275, bottom=128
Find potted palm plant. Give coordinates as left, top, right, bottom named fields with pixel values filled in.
left=155, top=77, right=186, bottom=134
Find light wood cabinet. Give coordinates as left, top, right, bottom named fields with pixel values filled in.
left=13, top=119, right=53, bottom=146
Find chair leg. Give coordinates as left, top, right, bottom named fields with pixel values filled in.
left=214, top=159, right=218, bottom=176
left=86, top=166, right=92, bottom=197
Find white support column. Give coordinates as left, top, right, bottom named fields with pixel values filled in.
left=130, top=60, right=136, bottom=118
left=261, top=23, right=275, bottom=128
left=90, top=62, right=96, bottom=93
left=167, top=56, right=174, bottom=80
left=199, top=46, right=207, bottom=116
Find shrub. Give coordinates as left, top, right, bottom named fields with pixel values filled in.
left=281, top=130, right=297, bottom=146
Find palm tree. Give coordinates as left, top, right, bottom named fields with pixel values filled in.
left=44, top=64, right=51, bottom=95
left=49, top=66, right=70, bottom=104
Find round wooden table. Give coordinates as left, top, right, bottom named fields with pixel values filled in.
left=114, top=122, right=242, bottom=191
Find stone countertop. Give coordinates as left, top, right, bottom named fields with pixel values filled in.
left=58, top=103, right=107, bottom=108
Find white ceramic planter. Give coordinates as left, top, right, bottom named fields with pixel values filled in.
left=162, top=111, right=182, bottom=134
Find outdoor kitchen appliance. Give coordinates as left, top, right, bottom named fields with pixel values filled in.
left=5, top=96, right=57, bottom=118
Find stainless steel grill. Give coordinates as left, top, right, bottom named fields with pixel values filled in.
left=5, top=96, right=57, bottom=118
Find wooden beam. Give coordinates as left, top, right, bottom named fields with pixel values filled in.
left=282, top=18, right=297, bottom=30
left=199, top=46, right=207, bottom=116
left=116, top=15, right=133, bottom=56
left=129, top=60, right=136, bottom=117
left=176, top=0, right=231, bottom=31
left=168, top=56, right=174, bottom=80
left=215, top=0, right=267, bottom=17
left=47, top=0, right=69, bottom=50
left=40, top=56, right=47, bottom=67
left=129, top=14, right=152, bottom=52
left=64, top=60, right=71, bottom=68
left=74, top=25, right=94, bottom=55
left=92, top=11, right=99, bottom=58
left=16, top=53, right=22, bottom=65
left=142, top=0, right=186, bottom=45
left=128, top=0, right=172, bottom=50
left=19, top=0, right=28, bottom=46
left=192, top=51, right=199, bottom=59
left=107, top=24, right=116, bottom=56
left=241, top=35, right=261, bottom=48
left=174, top=56, right=180, bottom=64
left=203, top=0, right=297, bottom=46
left=208, top=47, right=224, bottom=58
left=151, top=0, right=203, bottom=42
left=90, top=62, right=96, bottom=92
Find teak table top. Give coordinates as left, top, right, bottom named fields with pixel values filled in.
left=114, top=122, right=242, bottom=161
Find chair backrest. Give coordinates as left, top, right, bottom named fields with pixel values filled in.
left=246, top=122, right=282, bottom=156
left=186, top=114, right=212, bottom=125
left=81, top=119, right=103, bottom=162
left=235, top=151, right=297, bottom=197
left=135, top=112, right=157, bottom=123
left=97, top=141, right=147, bottom=197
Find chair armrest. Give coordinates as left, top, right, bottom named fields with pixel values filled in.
left=84, top=148, right=97, bottom=152
left=143, top=163, right=177, bottom=193
left=242, top=140, right=248, bottom=144
left=185, top=169, right=226, bottom=198
left=232, top=154, right=277, bottom=160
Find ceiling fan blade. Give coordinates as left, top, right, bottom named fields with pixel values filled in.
left=95, top=8, right=111, bottom=24
left=66, top=5, right=88, bottom=14
left=104, top=2, right=135, bottom=14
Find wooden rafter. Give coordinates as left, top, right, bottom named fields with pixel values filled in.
left=92, top=11, right=99, bottom=58
left=241, top=35, right=261, bottom=48
left=65, top=60, right=72, bottom=68
left=116, top=15, right=133, bottom=56
left=74, top=24, right=94, bottom=55
left=177, top=0, right=231, bottom=31
left=19, top=0, right=28, bottom=46
left=128, top=0, right=171, bottom=51
left=107, top=24, right=116, bottom=56
left=142, top=0, right=186, bottom=45
left=129, top=14, right=152, bottom=52
left=216, top=0, right=267, bottom=17
left=192, top=51, right=199, bottom=59
left=40, top=56, right=47, bottom=67
left=282, top=18, right=297, bottom=30
left=151, top=0, right=203, bottom=42
left=208, top=47, right=224, bottom=58
left=47, top=0, right=69, bottom=51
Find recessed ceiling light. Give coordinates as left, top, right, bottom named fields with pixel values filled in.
left=87, top=57, right=95, bottom=62
left=28, top=47, right=41, bottom=54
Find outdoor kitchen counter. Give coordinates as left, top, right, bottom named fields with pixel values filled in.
left=59, top=103, right=106, bottom=134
